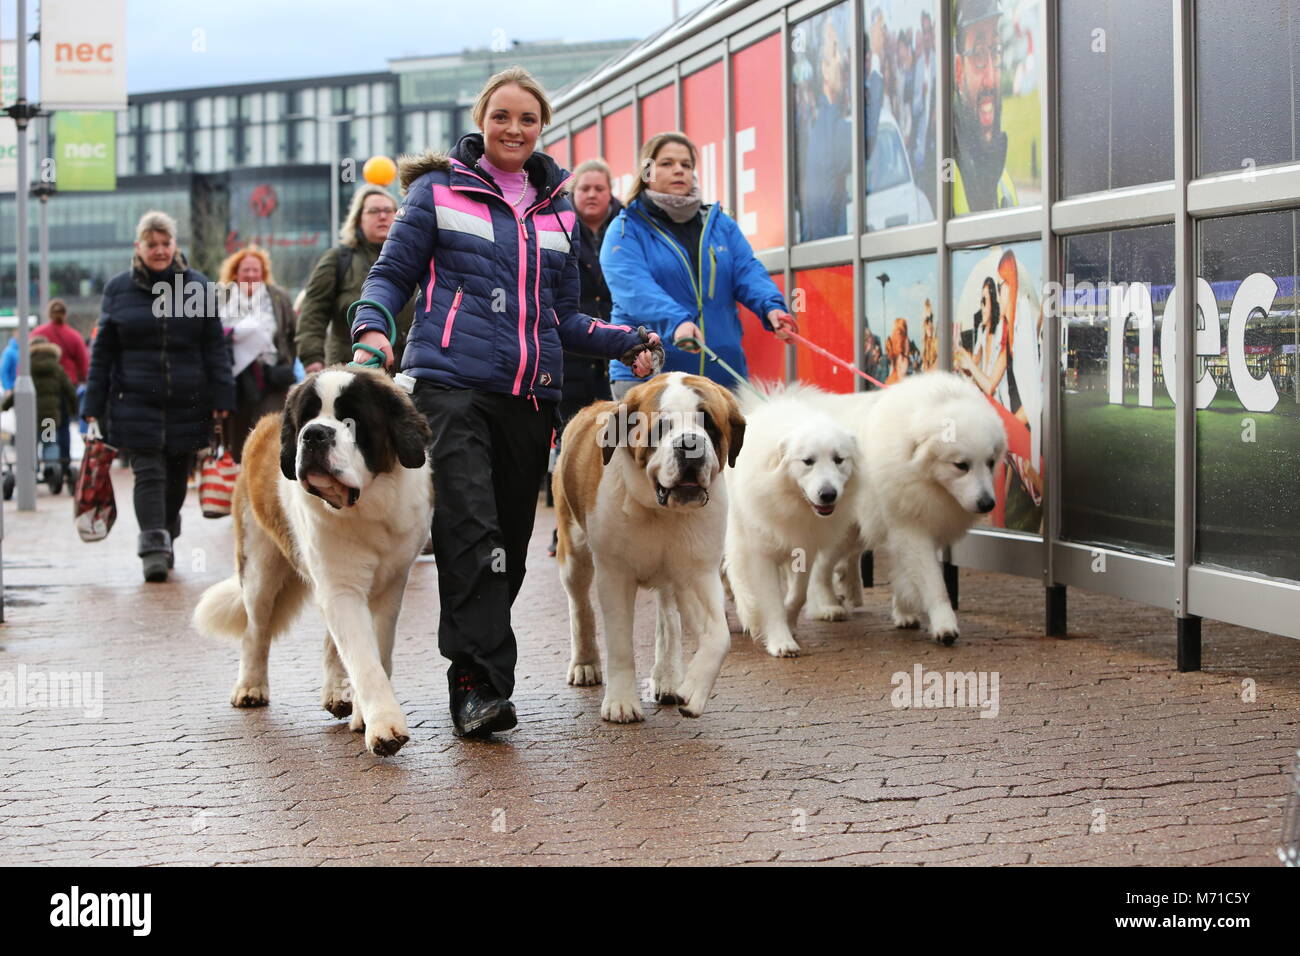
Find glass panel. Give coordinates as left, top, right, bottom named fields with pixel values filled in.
left=372, top=82, right=388, bottom=113
left=1059, top=0, right=1173, bottom=197
left=792, top=264, right=856, bottom=392
left=1060, top=224, right=1175, bottom=556
left=163, top=101, right=179, bottom=128
left=950, top=0, right=1042, bottom=214
left=353, top=84, right=369, bottom=115
left=405, top=112, right=425, bottom=152
left=1196, top=0, right=1300, bottom=176
left=732, top=33, right=785, bottom=249
left=864, top=0, right=938, bottom=230
left=264, top=93, right=280, bottom=121
left=195, top=97, right=212, bottom=127
left=1196, top=209, right=1300, bottom=581
left=951, top=240, right=1045, bottom=534
left=682, top=62, right=725, bottom=205
left=863, top=253, right=939, bottom=388
left=791, top=2, right=852, bottom=241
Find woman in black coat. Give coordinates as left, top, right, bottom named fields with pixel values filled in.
left=82, top=210, right=235, bottom=582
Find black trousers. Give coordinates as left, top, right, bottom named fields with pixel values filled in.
left=411, top=383, right=556, bottom=699
left=125, top=448, right=192, bottom=539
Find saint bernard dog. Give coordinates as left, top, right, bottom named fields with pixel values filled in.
left=192, top=367, right=433, bottom=756
left=554, top=372, right=745, bottom=723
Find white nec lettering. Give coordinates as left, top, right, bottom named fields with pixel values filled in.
left=1105, top=273, right=1280, bottom=413
left=49, top=886, right=152, bottom=937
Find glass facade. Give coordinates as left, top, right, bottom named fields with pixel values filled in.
left=541, top=0, right=1300, bottom=641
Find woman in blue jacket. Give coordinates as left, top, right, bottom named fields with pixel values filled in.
left=351, top=67, right=661, bottom=740
left=601, top=131, right=796, bottom=397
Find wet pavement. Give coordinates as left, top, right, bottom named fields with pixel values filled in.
left=1, top=466, right=1297, bottom=865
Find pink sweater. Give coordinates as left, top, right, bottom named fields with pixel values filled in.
left=480, top=155, right=537, bottom=213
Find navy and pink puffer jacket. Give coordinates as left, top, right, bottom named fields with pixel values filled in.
left=352, top=133, right=643, bottom=405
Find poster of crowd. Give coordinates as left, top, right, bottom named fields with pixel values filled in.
left=862, top=253, right=940, bottom=388
left=864, top=0, right=937, bottom=230
left=791, top=2, right=853, bottom=242
left=951, top=241, right=1044, bottom=533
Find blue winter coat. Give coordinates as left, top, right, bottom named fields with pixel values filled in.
left=353, top=134, right=645, bottom=404
left=81, top=255, right=236, bottom=453
left=601, top=196, right=787, bottom=387
left=1, top=338, right=17, bottom=391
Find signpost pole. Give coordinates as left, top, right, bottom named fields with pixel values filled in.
left=11, top=0, right=37, bottom=511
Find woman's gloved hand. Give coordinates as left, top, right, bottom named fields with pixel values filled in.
left=619, top=326, right=665, bottom=378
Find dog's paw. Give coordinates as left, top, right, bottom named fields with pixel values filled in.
left=933, top=628, right=959, bottom=646
left=929, top=606, right=959, bottom=645
left=808, top=601, right=848, bottom=622
left=321, top=685, right=353, bottom=719
left=365, top=712, right=411, bottom=757
left=349, top=709, right=365, bottom=733
left=762, top=634, right=801, bottom=658
left=567, top=661, right=602, bottom=686
left=891, top=607, right=921, bottom=629
left=676, top=678, right=710, bottom=717
left=600, top=694, right=645, bottom=723
left=230, top=683, right=269, bottom=708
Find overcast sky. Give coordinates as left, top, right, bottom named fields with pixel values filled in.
left=1, top=0, right=712, bottom=94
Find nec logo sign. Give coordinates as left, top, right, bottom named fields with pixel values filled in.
left=63, top=142, right=108, bottom=160
left=54, top=42, right=114, bottom=63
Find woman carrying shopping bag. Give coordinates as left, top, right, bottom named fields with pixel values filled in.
left=82, top=210, right=235, bottom=582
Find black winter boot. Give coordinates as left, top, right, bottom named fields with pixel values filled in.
left=138, top=529, right=173, bottom=583
left=166, top=516, right=181, bottom=569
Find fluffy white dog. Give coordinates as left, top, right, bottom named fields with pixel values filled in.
left=724, top=385, right=862, bottom=657
left=808, top=372, right=1007, bottom=644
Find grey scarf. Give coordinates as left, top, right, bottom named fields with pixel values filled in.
left=645, top=184, right=703, bottom=223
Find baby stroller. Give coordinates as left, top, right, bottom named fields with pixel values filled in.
left=1, top=407, right=79, bottom=500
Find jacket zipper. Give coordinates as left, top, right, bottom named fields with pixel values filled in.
left=634, top=204, right=717, bottom=375
left=441, top=286, right=464, bottom=348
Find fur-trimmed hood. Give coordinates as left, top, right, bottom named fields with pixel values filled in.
left=131, top=249, right=190, bottom=291
left=30, top=337, right=62, bottom=362
left=397, top=132, right=569, bottom=198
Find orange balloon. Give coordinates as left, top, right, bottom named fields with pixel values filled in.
left=363, top=155, right=397, bottom=186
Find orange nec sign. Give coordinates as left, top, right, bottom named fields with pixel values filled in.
left=54, top=43, right=114, bottom=63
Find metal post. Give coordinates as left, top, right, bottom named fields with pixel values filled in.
left=1042, top=0, right=1066, bottom=637
left=1172, top=0, right=1201, bottom=670
left=329, top=117, right=340, bottom=238
left=12, top=0, right=36, bottom=511
left=937, top=0, right=956, bottom=592
left=780, top=10, right=794, bottom=384
left=37, top=113, right=49, bottom=321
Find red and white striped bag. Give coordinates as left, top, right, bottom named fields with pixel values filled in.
left=199, top=423, right=239, bottom=518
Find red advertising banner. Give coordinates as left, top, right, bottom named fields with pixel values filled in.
left=793, top=265, right=855, bottom=393
left=572, top=123, right=598, bottom=166
left=740, top=272, right=788, bottom=384
left=601, top=105, right=635, bottom=201
left=731, top=32, right=785, bottom=251
left=639, top=83, right=677, bottom=143
left=546, top=135, right=570, bottom=170
left=682, top=61, right=725, bottom=206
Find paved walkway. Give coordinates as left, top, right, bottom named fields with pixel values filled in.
left=1, top=467, right=1297, bottom=865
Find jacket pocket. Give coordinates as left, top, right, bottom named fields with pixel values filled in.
left=708, top=247, right=717, bottom=300
left=550, top=307, right=559, bottom=327
left=441, top=286, right=464, bottom=349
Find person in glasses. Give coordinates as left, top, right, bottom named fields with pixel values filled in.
left=952, top=0, right=1019, bottom=214
left=297, top=184, right=414, bottom=373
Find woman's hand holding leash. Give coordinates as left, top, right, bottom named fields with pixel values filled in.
left=620, top=327, right=665, bottom=378
left=673, top=321, right=703, bottom=353
left=353, top=330, right=394, bottom=369
left=768, top=309, right=797, bottom=342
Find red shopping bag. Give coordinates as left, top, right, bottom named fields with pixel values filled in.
left=199, top=423, right=239, bottom=518
left=73, top=439, right=119, bottom=542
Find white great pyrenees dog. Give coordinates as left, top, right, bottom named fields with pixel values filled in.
left=725, top=385, right=862, bottom=657
left=807, top=372, right=1007, bottom=644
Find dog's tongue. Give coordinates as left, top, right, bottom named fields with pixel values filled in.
left=304, top=472, right=357, bottom=510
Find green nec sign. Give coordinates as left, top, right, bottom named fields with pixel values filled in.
left=54, top=111, right=116, bottom=191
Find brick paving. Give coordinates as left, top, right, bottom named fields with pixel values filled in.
left=1, top=466, right=1297, bottom=866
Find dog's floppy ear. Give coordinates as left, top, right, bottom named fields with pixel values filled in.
left=599, top=405, right=625, bottom=466
left=382, top=379, right=431, bottom=469
left=766, top=433, right=789, bottom=472
left=716, top=387, right=747, bottom=468
left=279, top=384, right=301, bottom=481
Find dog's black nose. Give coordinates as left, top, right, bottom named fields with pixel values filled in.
left=976, top=494, right=995, bottom=513
left=674, top=433, right=705, bottom=459
left=301, top=423, right=334, bottom=445
left=818, top=486, right=838, bottom=505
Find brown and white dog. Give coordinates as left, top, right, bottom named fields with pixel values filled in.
left=554, top=371, right=745, bottom=722
left=192, top=367, right=432, bottom=756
